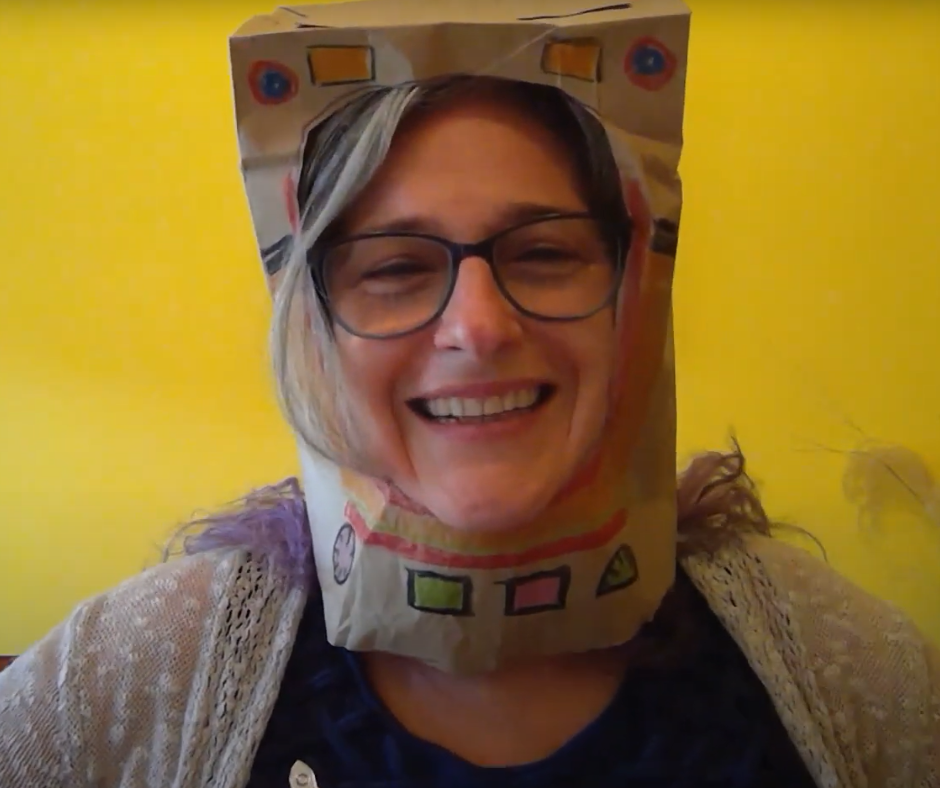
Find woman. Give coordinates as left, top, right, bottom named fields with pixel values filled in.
left=1, top=75, right=937, bottom=788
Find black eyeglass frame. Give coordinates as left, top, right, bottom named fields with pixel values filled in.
left=309, top=211, right=629, bottom=340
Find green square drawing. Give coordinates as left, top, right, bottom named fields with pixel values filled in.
left=407, top=569, right=473, bottom=616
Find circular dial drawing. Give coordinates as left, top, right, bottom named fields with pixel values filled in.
left=332, top=522, right=356, bottom=585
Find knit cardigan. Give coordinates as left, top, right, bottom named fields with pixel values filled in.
left=1, top=535, right=938, bottom=788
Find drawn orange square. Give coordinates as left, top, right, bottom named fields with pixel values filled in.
left=541, top=39, right=602, bottom=82
left=307, top=46, right=374, bottom=86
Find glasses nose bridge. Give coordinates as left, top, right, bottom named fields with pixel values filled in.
left=441, top=236, right=511, bottom=318
left=450, top=236, right=499, bottom=272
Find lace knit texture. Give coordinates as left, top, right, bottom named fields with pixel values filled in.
left=1, top=535, right=938, bottom=787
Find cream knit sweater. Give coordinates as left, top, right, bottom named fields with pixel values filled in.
left=1, top=535, right=937, bottom=787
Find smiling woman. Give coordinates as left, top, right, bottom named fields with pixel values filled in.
left=1, top=2, right=938, bottom=787
left=301, top=79, right=630, bottom=535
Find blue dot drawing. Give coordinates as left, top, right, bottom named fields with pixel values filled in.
left=624, top=37, right=677, bottom=91
left=260, top=70, right=291, bottom=99
left=248, top=60, right=299, bottom=105
left=632, top=46, right=666, bottom=76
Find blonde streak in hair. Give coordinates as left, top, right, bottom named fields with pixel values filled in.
left=271, top=85, right=424, bottom=464
left=269, top=241, right=333, bottom=456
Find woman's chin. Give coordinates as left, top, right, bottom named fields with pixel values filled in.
left=397, top=450, right=589, bottom=533
left=421, top=485, right=556, bottom=534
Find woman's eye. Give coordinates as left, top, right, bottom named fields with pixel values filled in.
left=514, top=246, right=576, bottom=262
left=361, top=259, right=432, bottom=279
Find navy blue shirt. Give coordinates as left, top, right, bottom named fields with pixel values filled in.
left=247, top=570, right=818, bottom=787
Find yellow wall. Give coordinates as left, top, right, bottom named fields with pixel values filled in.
left=1, top=2, right=938, bottom=654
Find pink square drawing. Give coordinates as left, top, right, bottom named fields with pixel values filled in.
left=502, top=567, right=571, bottom=616
left=514, top=576, right=562, bottom=611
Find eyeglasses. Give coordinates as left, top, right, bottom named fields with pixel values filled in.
left=311, top=213, right=623, bottom=339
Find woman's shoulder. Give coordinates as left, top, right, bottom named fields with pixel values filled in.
left=741, top=534, right=931, bottom=654
left=62, top=547, right=256, bottom=652
left=685, top=534, right=939, bottom=787
left=0, top=548, right=306, bottom=785
left=33, top=544, right=307, bottom=695
left=2, top=548, right=245, bottom=682
left=687, top=532, right=932, bottom=653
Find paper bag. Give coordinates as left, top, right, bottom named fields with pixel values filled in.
left=231, top=0, right=689, bottom=673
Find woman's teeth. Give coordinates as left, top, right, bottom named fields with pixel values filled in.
left=422, top=387, right=541, bottom=420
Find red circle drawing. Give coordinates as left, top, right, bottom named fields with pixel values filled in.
left=248, top=60, right=300, bottom=106
left=624, top=37, right=677, bottom=91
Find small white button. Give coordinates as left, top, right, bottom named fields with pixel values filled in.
left=290, top=760, right=318, bottom=788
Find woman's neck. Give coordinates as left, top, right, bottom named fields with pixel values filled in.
left=360, top=646, right=631, bottom=767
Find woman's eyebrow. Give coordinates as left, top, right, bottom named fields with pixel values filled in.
left=353, top=201, right=586, bottom=237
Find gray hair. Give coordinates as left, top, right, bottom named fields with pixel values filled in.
left=269, top=75, right=630, bottom=467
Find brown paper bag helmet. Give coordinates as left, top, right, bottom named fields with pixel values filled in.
left=230, top=0, right=690, bottom=675
left=231, top=0, right=688, bottom=277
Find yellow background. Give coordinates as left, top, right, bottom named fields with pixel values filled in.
left=1, top=1, right=938, bottom=654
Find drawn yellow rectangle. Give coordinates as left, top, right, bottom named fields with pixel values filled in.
left=541, top=39, right=601, bottom=82
left=307, top=46, right=374, bottom=86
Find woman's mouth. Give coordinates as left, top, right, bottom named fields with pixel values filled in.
left=408, top=384, right=555, bottom=424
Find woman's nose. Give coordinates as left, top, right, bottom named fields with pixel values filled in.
left=432, top=257, right=523, bottom=357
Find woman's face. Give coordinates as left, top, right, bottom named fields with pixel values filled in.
left=333, top=95, right=619, bottom=532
